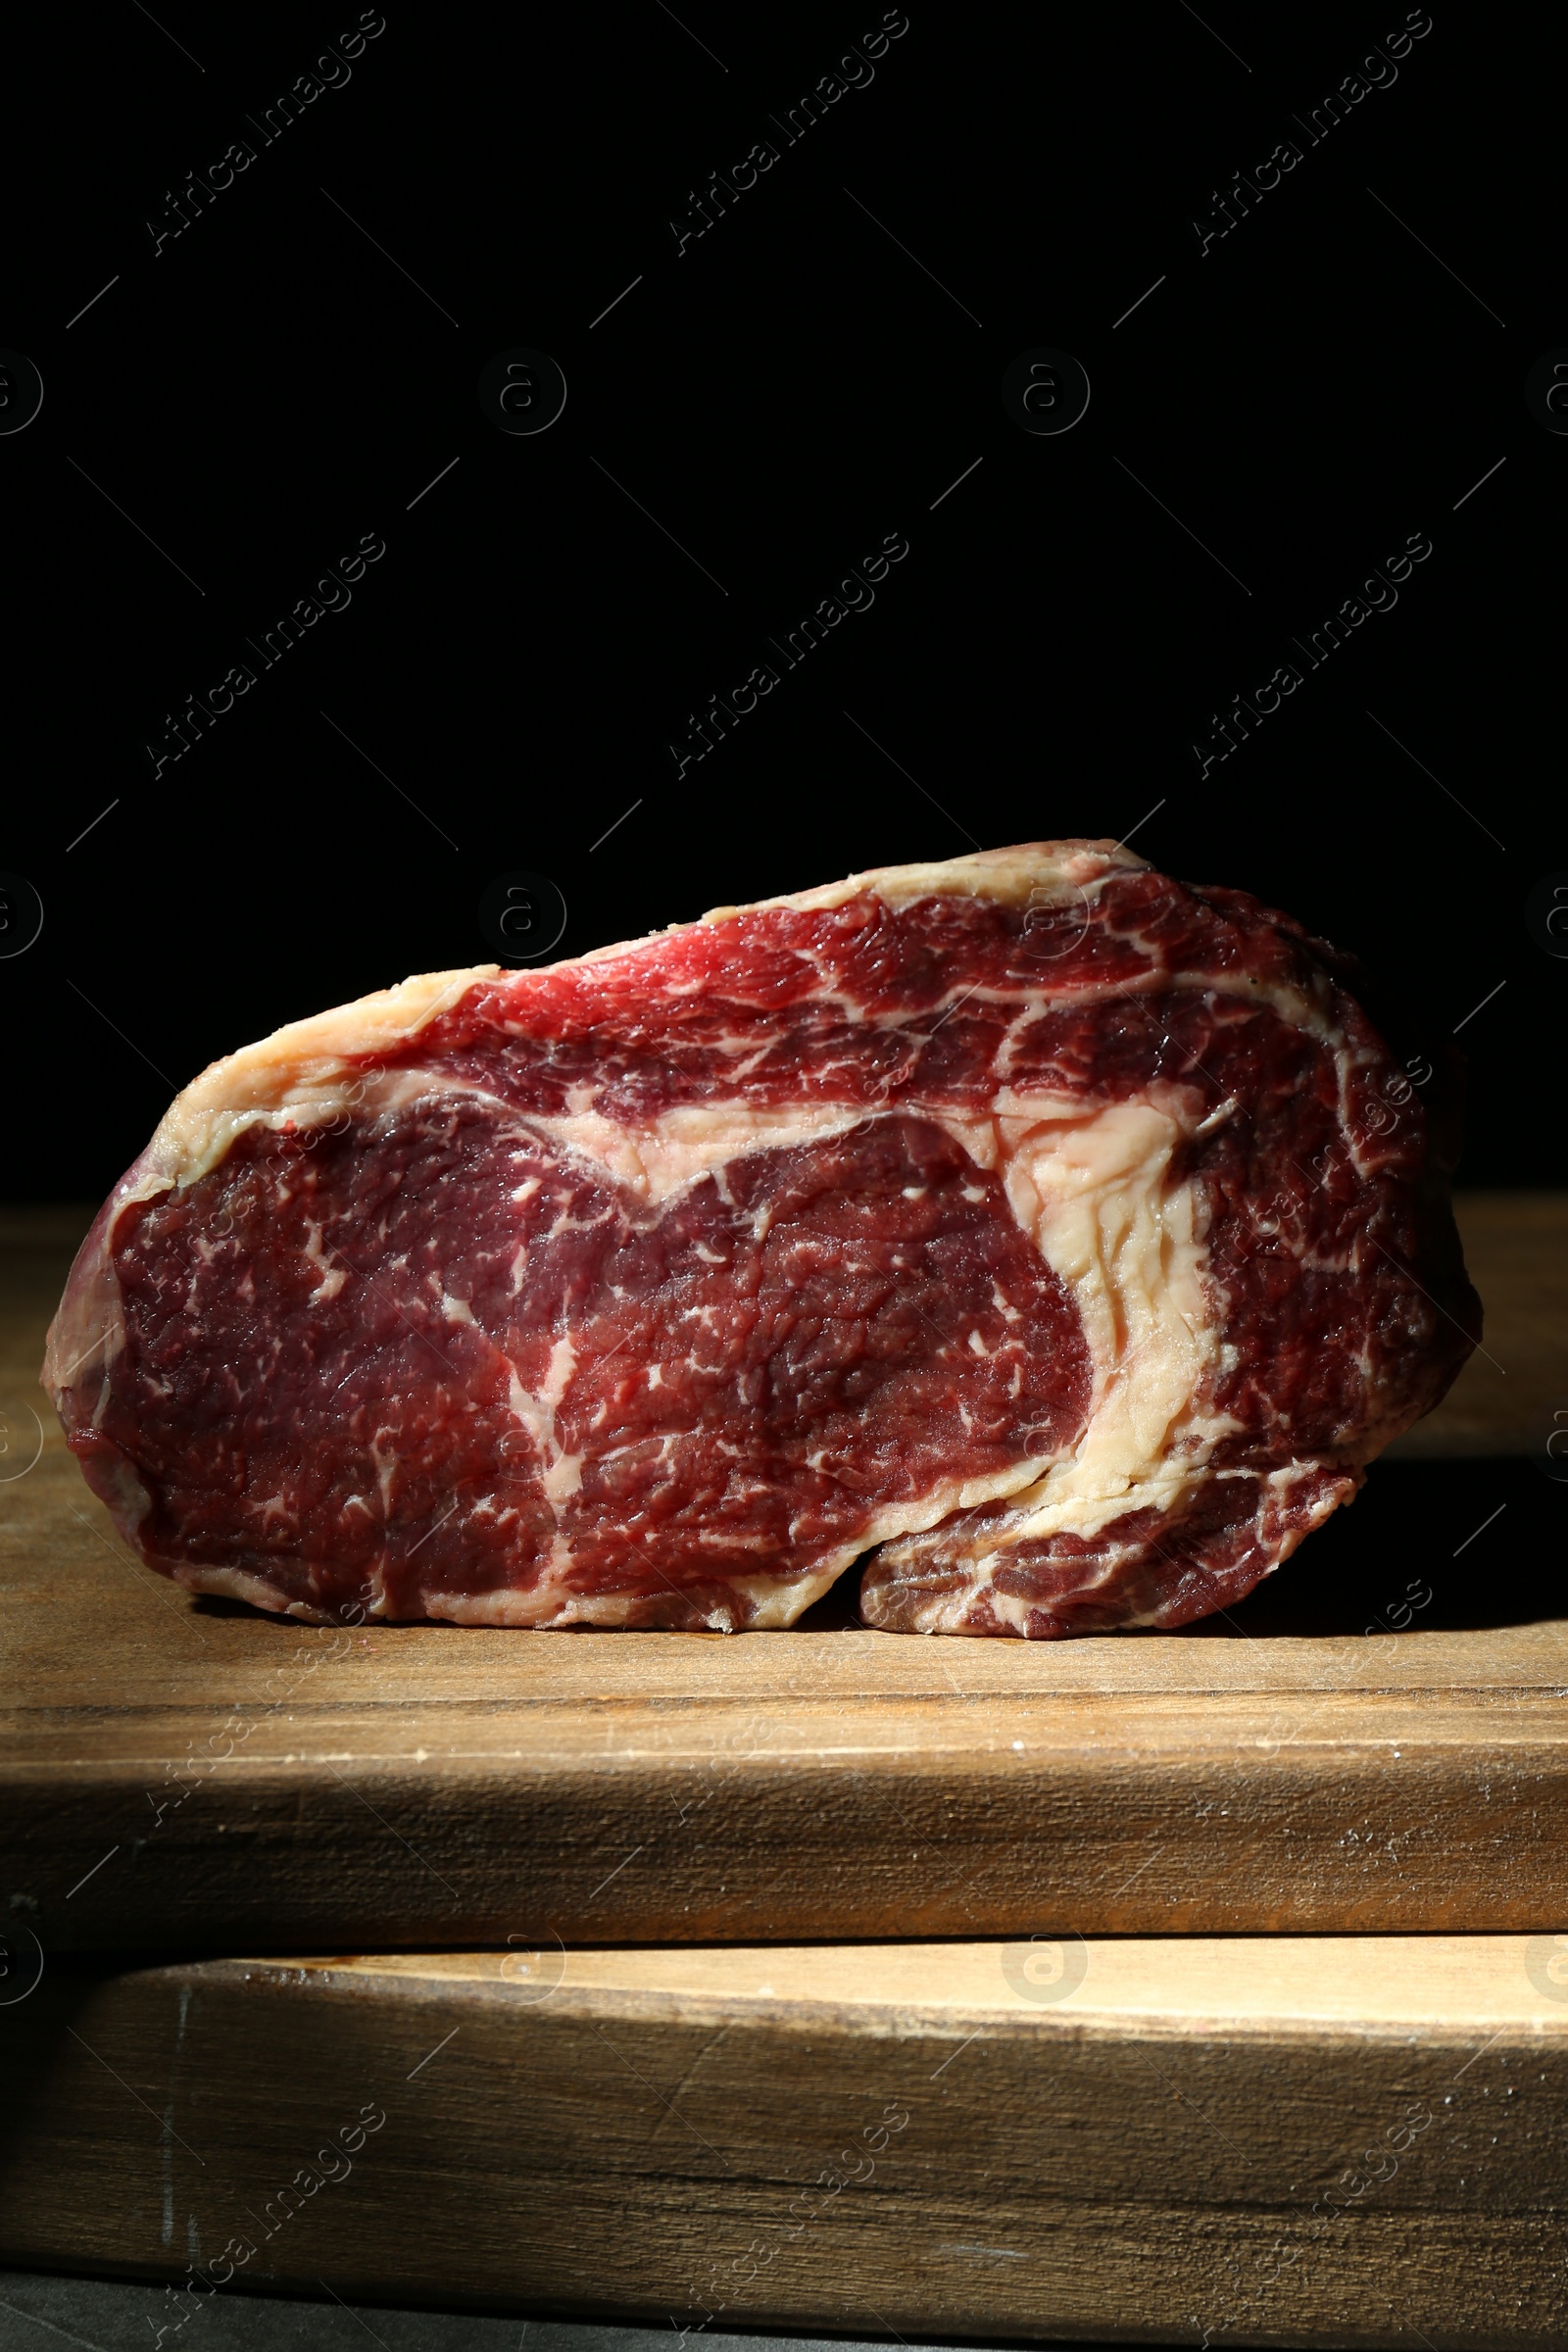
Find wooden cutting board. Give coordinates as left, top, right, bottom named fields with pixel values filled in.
left=3, top=1936, right=1566, bottom=2346
left=3, top=1199, right=1566, bottom=1953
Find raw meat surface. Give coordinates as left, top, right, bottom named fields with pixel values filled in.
left=44, top=842, right=1478, bottom=1634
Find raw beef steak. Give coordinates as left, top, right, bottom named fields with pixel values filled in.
left=44, top=842, right=1477, bottom=1636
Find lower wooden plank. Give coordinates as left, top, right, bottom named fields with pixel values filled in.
left=4, top=1938, right=1567, bottom=2347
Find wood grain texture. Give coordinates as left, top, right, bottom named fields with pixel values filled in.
left=3, top=1938, right=1567, bottom=2346
left=4, top=1202, right=1567, bottom=1951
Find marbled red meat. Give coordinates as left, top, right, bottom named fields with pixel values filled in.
left=43, top=843, right=1478, bottom=1635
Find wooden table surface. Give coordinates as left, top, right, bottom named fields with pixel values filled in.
left=5, top=1204, right=1568, bottom=2344
left=4, top=1935, right=1567, bottom=2345
left=4, top=1198, right=1567, bottom=1952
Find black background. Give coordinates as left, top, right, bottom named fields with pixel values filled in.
left=2, top=0, right=1558, bottom=1200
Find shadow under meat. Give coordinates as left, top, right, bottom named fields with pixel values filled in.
left=1179, top=1456, right=1557, bottom=1640
left=797, top=1459, right=1560, bottom=1642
